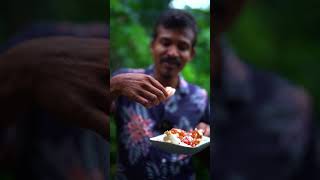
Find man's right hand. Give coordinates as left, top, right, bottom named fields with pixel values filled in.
left=111, top=73, right=169, bottom=108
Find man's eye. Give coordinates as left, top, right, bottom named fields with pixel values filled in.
left=163, top=42, right=171, bottom=47
left=178, top=44, right=189, bottom=51
left=160, top=39, right=171, bottom=47
left=163, top=42, right=170, bottom=47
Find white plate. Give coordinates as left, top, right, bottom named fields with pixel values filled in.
left=150, top=134, right=210, bottom=155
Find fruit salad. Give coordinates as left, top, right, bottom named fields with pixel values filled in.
left=163, top=128, right=204, bottom=147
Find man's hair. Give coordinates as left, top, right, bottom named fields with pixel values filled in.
left=152, top=9, right=198, bottom=47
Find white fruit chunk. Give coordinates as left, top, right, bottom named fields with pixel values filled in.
left=165, top=86, right=176, bottom=97
left=163, top=131, right=181, bottom=145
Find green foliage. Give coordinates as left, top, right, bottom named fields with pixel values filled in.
left=182, top=9, right=210, bottom=92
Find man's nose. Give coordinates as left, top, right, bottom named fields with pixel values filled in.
left=167, top=46, right=179, bottom=57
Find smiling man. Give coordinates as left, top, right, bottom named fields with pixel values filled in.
left=111, top=9, right=210, bottom=180
left=152, top=26, right=194, bottom=82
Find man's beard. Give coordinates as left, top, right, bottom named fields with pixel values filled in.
left=161, top=72, right=173, bottom=80
left=159, top=56, right=181, bottom=80
left=160, top=56, right=181, bottom=68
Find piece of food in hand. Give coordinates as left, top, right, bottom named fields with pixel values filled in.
left=162, top=128, right=203, bottom=147
left=165, top=86, right=176, bottom=97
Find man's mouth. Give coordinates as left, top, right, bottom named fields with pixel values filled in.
left=160, top=57, right=181, bottom=68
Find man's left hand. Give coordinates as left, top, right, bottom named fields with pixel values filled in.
left=195, top=122, right=210, bottom=137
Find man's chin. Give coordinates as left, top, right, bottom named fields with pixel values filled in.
left=159, top=68, right=178, bottom=79
left=160, top=72, right=174, bottom=80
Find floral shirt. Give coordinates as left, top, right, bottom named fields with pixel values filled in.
left=113, top=66, right=209, bottom=180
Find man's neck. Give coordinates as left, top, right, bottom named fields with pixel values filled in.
left=154, top=73, right=179, bottom=88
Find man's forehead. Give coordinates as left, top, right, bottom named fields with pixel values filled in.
left=156, top=26, right=194, bottom=43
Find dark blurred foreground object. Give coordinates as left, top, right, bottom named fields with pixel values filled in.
left=212, top=0, right=319, bottom=179
left=212, top=39, right=316, bottom=180
left=0, top=22, right=109, bottom=180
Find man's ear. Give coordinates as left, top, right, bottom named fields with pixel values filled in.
left=150, top=40, right=155, bottom=52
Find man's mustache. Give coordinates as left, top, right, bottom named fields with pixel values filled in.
left=160, top=57, right=181, bottom=67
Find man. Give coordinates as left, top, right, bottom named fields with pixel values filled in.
left=212, top=0, right=316, bottom=179
left=0, top=23, right=170, bottom=180
left=111, top=9, right=210, bottom=179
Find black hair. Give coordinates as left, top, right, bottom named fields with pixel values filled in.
left=152, top=9, right=198, bottom=47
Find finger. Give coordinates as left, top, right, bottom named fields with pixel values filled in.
left=68, top=96, right=109, bottom=141
left=37, top=86, right=109, bottom=141
left=195, top=123, right=204, bottom=129
left=143, top=83, right=167, bottom=102
left=196, top=123, right=208, bottom=135
left=63, top=75, right=108, bottom=114
left=138, top=89, right=160, bottom=107
left=121, top=86, right=150, bottom=106
left=201, top=125, right=210, bottom=136
left=86, top=107, right=109, bottom=141
left=76, top=103, right=109, bottom=140
left=131, top=94, right=151, bottom=108
left=91, top=87, right=109, bottom=114
left=147, top=76, right=168, bottom=98
left=205, top=130, right=210, bottom=137
left=205, top=126, right=210, bottom=136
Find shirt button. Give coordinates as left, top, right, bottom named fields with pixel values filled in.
left=161, top=158, right=167, bottom=163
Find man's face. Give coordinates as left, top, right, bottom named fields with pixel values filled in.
left=151, top=26, right=195, bottom=80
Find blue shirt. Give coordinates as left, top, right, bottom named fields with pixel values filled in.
left=113, top=66, right=209, bottom=180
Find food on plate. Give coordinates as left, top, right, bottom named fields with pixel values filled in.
left=165, top=86, right=176, bottom=97
left=150, top=127, right=210, bottom=154
left=163, top=128, right=204, bottom=147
